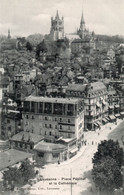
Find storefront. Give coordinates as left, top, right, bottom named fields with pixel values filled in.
left=34, top=141, right=67, bottom=165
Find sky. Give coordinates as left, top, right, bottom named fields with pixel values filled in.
left=0, top=0, right=124, bottom=37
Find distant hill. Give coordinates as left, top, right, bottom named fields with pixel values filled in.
left=96, top=34, right=124, bottom=43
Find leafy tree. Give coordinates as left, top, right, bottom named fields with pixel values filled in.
left=19, top=159, right=35, bottom=183
left=27, top=33, right=44, bottom=46
left=2, top=167, right=21, bottom=190
left=92, top=140, right=124, bottom=168
left=26, top=41, right=33, bottom=52
left=2, top=160, right=35, bottom=191
left=92, top=156, right=123, bottom=193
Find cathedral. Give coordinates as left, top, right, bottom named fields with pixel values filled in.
left=77, top=11, right=91, bottom=39
left=48, top=9, right=96, bottom=54
left=49, top=10, right=64, bottom=41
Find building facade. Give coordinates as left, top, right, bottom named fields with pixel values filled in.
left=66, top=82, right=108, bottom=130
left=22, top=96, right=84, bottom=143
left=84, top=82, right=108, bottom=130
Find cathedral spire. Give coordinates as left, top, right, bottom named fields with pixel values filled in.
left=80, top=8, right=85, bottom=25
left=8, top=29, right=11, bottom=39
left=55, top=10, right=59, bottom=19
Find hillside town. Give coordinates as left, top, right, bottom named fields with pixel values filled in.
left=0, top=6, right=124, bottom=195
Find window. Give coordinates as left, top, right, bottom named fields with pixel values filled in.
left=32, top=116, right=35, bottom=119
left=39, top=102, right=43, bottom=113
left=30, top=145, right=33, bottom=150
left=45, top=117, right=48, bottom=120
left=60, top=125, right=62, bottom=130
left=68, top=134, right=71, bottom=138
left=20, top=143, right=23, bottom=148
left=68, top=126, right=71, bottom=130
left=68, top=119, right=71, bottom=123
left=15, top=142, right=18, bottom=147
left=52, top=153, right=59, bottom=158
left=8, top=127, right=11, bottom=131
left=49, top=124, right=52, bottom=128
left=26, top=115, right=28, bottom=119
left=7, top=119, right=10, bottom=124
left=49, top=131, right=51, bottom=136
left=38, top=152, right=44, bottom=157
left=31, top=102, right=35, bottom=112
left=45, top=124, right=47, bottom=128
left=60, top=118, right=62, bottom=122
left=55, top=125, right=57, bottom=129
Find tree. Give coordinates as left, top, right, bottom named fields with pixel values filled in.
left=92, top=156, right=123, bottom=193
left=26, top=41, right=33, bottom=52
left=92, top=140, right=124, bottom=168
left=27, top=33, right=44, bottom=46
left=2, top=160, right=35, bottom=191
left=19, top=159, right=35, bottom=183
left=2, top=167, right=21, bottom=190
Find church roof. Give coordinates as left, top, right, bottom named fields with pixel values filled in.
left=65, top=34, right=80, bottom=40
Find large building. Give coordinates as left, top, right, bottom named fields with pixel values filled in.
left=66, top=82, right=108, bottom=130
left=49, top=10, right=64, bottom=41
left=71, top=9, right=96, bottom=54
left=22, top=96, right=84, bottom=143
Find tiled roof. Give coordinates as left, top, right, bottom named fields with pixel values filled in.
left=0, top=149, right=33, bottom=171
left=66, top=84, right=87, bottom=92
left=91, top=82, right=106, bottom=91
left=34, top=141, right=66, bottom=152
left=11, top=132, right=44, bottom=144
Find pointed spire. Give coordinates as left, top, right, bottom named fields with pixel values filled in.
left=55, top=10, right=59, bottom=19
left=8, top=29, right=11, bottom=39
left=80, top=8, right=85, bottom=24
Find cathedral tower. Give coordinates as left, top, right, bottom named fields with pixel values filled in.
left=50, top=10, right=64, bottom=41
left=77, top=10, right=86, bottom=39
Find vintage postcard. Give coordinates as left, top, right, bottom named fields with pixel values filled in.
left=0, top=0, right=124, bottom=195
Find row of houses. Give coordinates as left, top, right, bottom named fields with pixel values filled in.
left=1, top=80, right=124, bottom=164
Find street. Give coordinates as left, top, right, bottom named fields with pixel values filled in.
left=29, top=119, right=124, bottom=195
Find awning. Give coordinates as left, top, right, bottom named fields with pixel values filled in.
left=70, top=148, right=78, bottom=154
left=96, top=121, right=101, bottom=126
left=94, top=123, right=99, bottom=127
left=114, top=105, right=120, bottom=108
left=120, top=112, right=124, bottom=116
left=109, top=115, right=116, bottom=120
left=115, top=114, right=120, bottom=118
left=109, top=106, right=114, bottom=109
left=105, top=117, right=110, bottom=121
left=102, top=118, right=107, bottom=123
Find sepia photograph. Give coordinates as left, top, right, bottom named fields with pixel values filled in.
left=0, top=0, right=124, bottom=194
